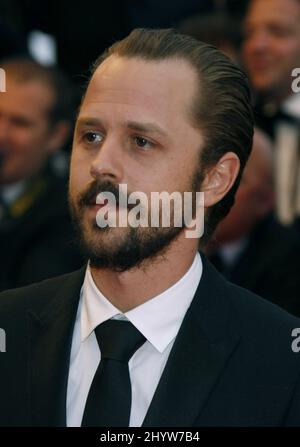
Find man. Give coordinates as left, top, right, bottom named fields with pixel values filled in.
left=178, top=13, right=242, bottom=63
left=0, top=29, right=300, bottom=427
left=0, top=58, right=83, bottom=290
left=208, top=129, right=300, bottom=317
left=242, top=0, right=300, bottom=226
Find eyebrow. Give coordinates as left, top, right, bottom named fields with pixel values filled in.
left=76, top=117, right=102, bottom=128
left=126, top=120, right=168, bottom=138
left=76, top=117, right=168, bottom=138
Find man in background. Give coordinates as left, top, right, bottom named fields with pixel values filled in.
left=178, top=12, right=242, bottom=63
left=0, top=58, right=83, bottom=291
left=242, top=0, right=300, bottom=226
left=208, top=129, right=300, bottom=317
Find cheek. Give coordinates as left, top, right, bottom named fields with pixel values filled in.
left=8, top=129, right=32, bottom=152
left=274, top=39, right=300, bottom=60
left=8, top=141, right=40, bottom=165
left=11, top=128, right=45, bottom=154
left=69, top=152, right=90, bottom=194
left=242, top=40, right=255, bottom=55
left=240, top=189, right=259, bottom=216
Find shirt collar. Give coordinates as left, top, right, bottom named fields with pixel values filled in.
left=81, top=252, right=202, bottom=353
left=219, top=238, right=248, bottom=268
left=282, top=93, right=300, bottom=119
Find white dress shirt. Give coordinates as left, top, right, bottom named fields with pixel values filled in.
left=1, top=180, right=27, bottom=205
left=218, top=238, right=248, bottom=269
left=66, top=252, right=202, bottom=427
left=0, top=181, right=27, bottom=220
left=274, top=93, right=300, bottom=224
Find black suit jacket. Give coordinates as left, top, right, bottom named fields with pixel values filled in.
left=1, top=255, right=300, bottom=427
left=0, top=172, right=83, bottom=291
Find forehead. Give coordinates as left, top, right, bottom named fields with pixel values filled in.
left=0, top=79, right=54, bottom=118
left=245, top=0, right=300, bottom=26
left=80, top=55, right=198, bottom=125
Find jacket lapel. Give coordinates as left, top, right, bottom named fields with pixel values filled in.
left=26, top=255, right=241, bottom=427
left=27, top=267, right=86, bottom=426
left=142, top=255, right=241, bottom=427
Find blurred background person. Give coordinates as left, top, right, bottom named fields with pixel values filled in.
left=178, top=12, right=243, bottom=63
left=0, top=58, right=83, bottom=291
left=206, top=128, right=300, bottom=317
left=242, top=0, right=300, bottom=227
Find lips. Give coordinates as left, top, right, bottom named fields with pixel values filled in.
left=248, top=57, right=275, bottom=72
left=87, top=199, right=119, bottom=212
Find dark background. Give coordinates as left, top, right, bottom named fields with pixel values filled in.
left=0, top=0, right=249, bottom=81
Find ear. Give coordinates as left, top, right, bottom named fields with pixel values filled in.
left=46, top=121, right=71, bottom=154
left=201, top=152, right=240, bottom=207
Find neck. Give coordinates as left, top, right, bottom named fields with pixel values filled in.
left=90, top=233, right=199, bottom=312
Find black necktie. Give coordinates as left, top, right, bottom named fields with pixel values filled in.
left=81, top=319, right=146, bottom=427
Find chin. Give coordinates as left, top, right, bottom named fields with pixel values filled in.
left=252, top=75, right=278, bottom=94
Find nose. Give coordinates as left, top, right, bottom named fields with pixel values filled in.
left=90, top=135, right=124, bottom=183
left=244, top=29, right=271, bottom=54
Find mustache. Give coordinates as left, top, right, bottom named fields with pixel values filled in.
left=78, top=179, right=130, bottom=209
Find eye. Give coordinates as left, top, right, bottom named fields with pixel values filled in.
left=134, top=136, right=154, bottom=150
left=83, top=131, right=103, bottom=144
left=270, top=26, right=290, bottom=38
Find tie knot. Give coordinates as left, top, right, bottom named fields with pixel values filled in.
left=95, top=320, right=146, bottom=363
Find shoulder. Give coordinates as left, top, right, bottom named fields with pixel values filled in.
left=0, top=268, right=85, bottom=315
left=227, top=278, right=300, bottom=325
left=201, top=255, right=300, bottom=355
left=225, top=279, right=300, bottom=359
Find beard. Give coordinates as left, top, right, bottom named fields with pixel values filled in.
left=69, top=170, right=203, bottom=272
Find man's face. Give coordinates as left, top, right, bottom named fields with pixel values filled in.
left=69, top=56, right=204, bottom=270
left=0, top=79, right=56, bottom=185
left=242, top=0, right=300, bottom=98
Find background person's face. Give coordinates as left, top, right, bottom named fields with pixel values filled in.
left=242, top=0, right=300, bottom=98
left=0, top=79, right=56, bottom=185
left=69, top=56, right=204, bottom=270
left=213, top=131, right=274, bottom=244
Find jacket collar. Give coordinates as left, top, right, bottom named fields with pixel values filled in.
left=27, top=255, right=240, bottom=427
left=27, top=267, right=86, bottom=426
left=142, top=255, right=240, bottom=426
